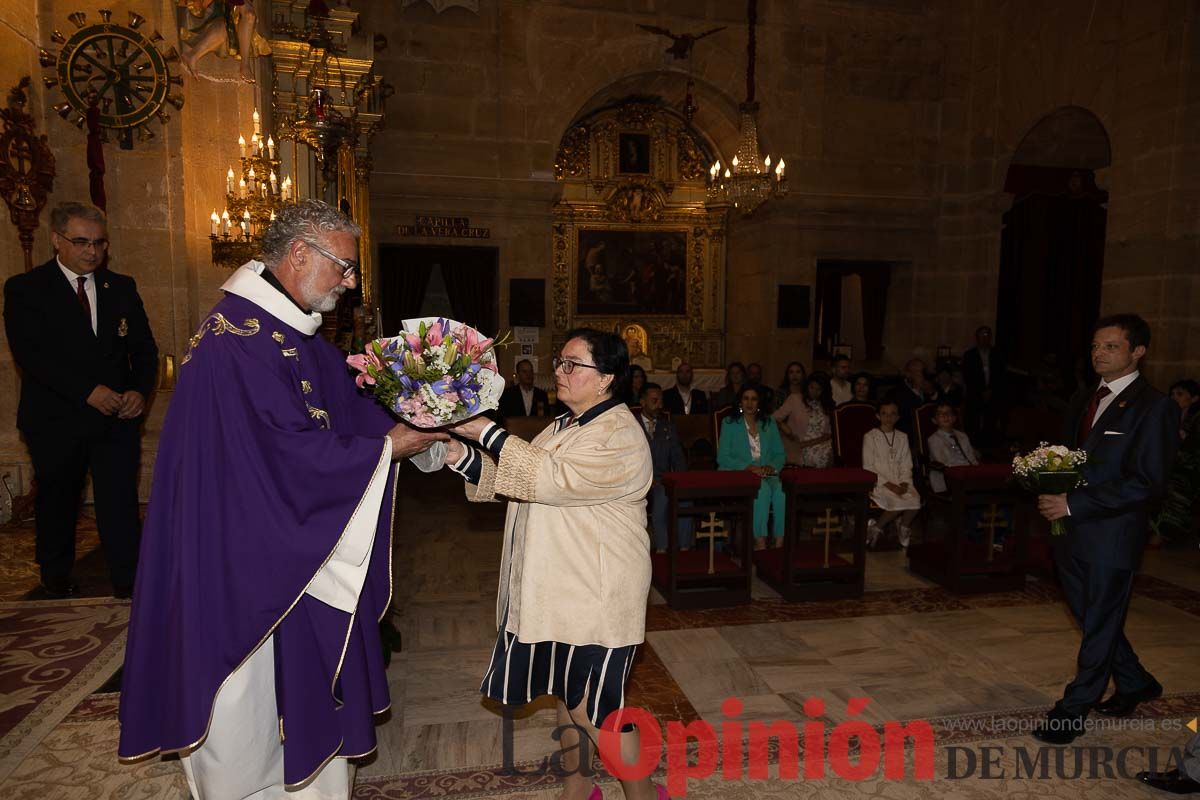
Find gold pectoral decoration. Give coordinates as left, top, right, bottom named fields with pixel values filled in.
left=117, top=318, right=129, bottom=337
left=272, top=332, right=285, bottom=343
left=301, top=380, right=312, bottom=394
left=181, top=314, right=261, bottom=365
left=280, top=347, right=299, bottom=360
left=306, top=403, right=330, bottom=429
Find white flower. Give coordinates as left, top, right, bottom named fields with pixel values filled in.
left=1048, top=445, right=1069, bottom=457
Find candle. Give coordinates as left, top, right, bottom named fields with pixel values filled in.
left=238, top=135, right=246, bottom=157
left=226, top=167, right=234, bottom=194
left=238, top=178, right=247, bottom=199
left=260, top=182, right=267, bottom=198
left=252, top=108, right=260, bottom=136
left=269, top=171, right=277, bottom=195
left=242, top=210, right=250, bottom=240
left=267, top=136, right=275, bottom=160
left=282, top=177, right=291, bottom=201
left=210, top=210, right=219, bottom=236
left=270, top=210, right=276, bottom=221
left=221, top=209, right=230, bottom=236
left=247, top=166, right=256, bottom=193
left=250, top=132, right=259, bottom=156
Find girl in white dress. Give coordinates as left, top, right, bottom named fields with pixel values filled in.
left=862, top=400, right=922, bottom=548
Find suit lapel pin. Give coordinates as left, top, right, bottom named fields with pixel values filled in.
left=103, top=282, right=110, bottom=289
left=1118, top=400, right=1127, bottom=408
left=117, top=318, right=128, bottom=337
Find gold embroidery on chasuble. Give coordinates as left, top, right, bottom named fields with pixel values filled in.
left=306, top=404, right=331, bottom=429
left=272, top=331, right=285, bottom=343
left=280, top=347, right=299, bottom=360
left=301, top=380, right=312, bottom=394
left=180, top=315, right=261, bottom=365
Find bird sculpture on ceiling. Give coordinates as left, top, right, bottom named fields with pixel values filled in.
left=636, top=24, right=726, bottom=60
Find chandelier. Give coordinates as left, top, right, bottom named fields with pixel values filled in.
left=209, top=108, right=293, bottom=268
left=706, top=0, right=786, bottom=215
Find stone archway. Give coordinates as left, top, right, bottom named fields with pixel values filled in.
left=997, top=106, right=1111, bottom=391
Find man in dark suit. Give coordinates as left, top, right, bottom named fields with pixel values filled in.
left=4, top=201, right=158, bottom=598
left=662, top=361, right=709, bottom=416
left=1032, top=314, right=1179, bottom=745
left=888, top=358, right=929, bottom=436
left=640, top=384, right=692, bottom=552
left=963, top=325, right=1007, bottom=447
left=497, top=358, right=549, bottom=419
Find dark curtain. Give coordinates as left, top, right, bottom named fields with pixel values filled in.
left=997, top=175, right=1106, bottom=382
left=442, top=251, right=498, bottom=334
left=378, top=245, right=498, bottom=336
left=378, top=245, right=433, bottom=335
left=814, top=261, right=892, bottom=362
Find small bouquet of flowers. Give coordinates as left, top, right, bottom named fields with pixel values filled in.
left=346, top=317, right=509, bottom=428
left=1011, top=442, right=1089, bottom=536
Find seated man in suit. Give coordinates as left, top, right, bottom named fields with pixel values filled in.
left=640, top=384, right=693, bottom=552
left=497, top=358, right=548, bottom=419
left=1033, top=313, right=1180, bottom=745
left=662, top=361, right=709, bottom=416
left=4, top=201, right=158, bottom=599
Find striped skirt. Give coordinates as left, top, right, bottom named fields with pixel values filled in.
left=479, top=617, right=638, bottom=729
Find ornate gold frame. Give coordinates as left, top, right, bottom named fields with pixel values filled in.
left=552, top=99, right=728, bottom=369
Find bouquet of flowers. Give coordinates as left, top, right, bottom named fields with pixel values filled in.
left=346, top=317, right=509, bottom=428
left=1011, top=442, right=1089, bottom=536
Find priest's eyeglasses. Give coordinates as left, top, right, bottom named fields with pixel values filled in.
left=305, top=240, right=360, bottom=279
left=552, top=357, right=600, bottom=375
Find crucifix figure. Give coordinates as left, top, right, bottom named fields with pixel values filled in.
left=811, top=507, right=842, bottom=569
left=695, top=513, right=728, bottom=575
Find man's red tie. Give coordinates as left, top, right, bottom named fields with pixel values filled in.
left=1077, top=385, right=1111, bottom=446
left=76, top=276, right=92, bottom=331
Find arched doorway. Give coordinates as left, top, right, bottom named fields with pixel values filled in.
left=997, top=106, right=1110, bottom=392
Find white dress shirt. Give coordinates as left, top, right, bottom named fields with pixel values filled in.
left=520, top=385, right=535, bottom=415
left=59, top=258, right=97, bottom=334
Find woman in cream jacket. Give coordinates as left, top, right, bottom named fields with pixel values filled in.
left=446, top=328, right=665, bottom=800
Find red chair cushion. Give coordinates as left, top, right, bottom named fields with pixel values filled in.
left=753, top=542, right=854, bottom=583
left=945, top=464, right=1013, bottom=482
left=782, top=467, right=877, bottom=487
left=662, top=470, right=762, bottom=490
left=651, top=550, right=745, bottom=582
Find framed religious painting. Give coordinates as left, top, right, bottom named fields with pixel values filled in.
left=617, top=133, right=650, bottom=174
left=576, top=228, right=688, bottom=317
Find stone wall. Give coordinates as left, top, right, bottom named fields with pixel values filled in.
left=366, top=0, right=1198, bottom=388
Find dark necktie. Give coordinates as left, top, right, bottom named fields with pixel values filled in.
left=1077, top=385, right=1111, bottom=446
left=76, top=276, right=92, bottom=331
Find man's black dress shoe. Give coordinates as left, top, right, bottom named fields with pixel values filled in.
left=1030, top=713, right=1085, bottom=745
left=1137, top=768, right=1200, bottom=794
left=39, top=577, right=79, bottom=598
left=1094, top=678, right=1163, bottom=717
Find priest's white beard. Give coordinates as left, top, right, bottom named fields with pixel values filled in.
left=301, top=271, right=346, bottom=313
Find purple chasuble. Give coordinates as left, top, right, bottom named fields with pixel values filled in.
left=118, top=278, right=398, bottom=785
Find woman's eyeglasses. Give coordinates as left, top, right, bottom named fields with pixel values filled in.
left=552, top=357, right=601, bottom=375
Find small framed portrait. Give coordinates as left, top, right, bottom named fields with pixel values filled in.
left=618, top=133, right=650, bottom=174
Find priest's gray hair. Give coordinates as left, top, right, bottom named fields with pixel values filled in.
left=260, top=199, right=361, bottom=270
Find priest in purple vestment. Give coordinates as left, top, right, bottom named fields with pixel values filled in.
left=118, top=200, right=447, bottom=798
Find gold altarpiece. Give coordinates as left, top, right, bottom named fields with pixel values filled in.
left=552, top=100, right=728, bottom=369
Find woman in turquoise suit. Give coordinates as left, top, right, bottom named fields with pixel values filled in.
left=718, top=385, right=786, bottom=549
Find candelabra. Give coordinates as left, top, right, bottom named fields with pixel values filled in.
left=209, top=108, right=295, bottom=268
left=704, top=0, right=787, bottom=216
